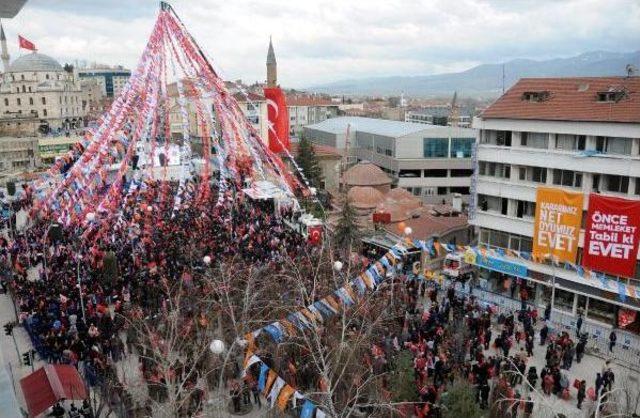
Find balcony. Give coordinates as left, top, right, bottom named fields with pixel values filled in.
left=478, top=145, right=640, bottom=177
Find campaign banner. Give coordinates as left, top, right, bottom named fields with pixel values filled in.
left=533, top=187, right=583, bottom=263
left=263, top=87, right=290, bottom=153
left=582, top=194, right=640, bottom=278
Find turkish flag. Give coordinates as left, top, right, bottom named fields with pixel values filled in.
left=18, top=35, right=36, bottom=51
left=308, top=225, right=322, bottom=245
left=263, top=87, right=290, bottom=153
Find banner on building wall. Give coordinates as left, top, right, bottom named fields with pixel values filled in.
left=532, top=187, right=583, bottom=263
left=582, top=194, right=640, bottom=278
left=263, top=87, right=290, bottom=153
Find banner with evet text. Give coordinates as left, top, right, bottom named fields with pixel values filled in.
left=533, top=187, right=583, bottom=263
left=582, top=194, right=640, bottom=278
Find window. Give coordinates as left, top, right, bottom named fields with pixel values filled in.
left=522, top=91, right=551, bottom=102
left=496, top=131, right=512, bottom=146
left=605, top=175, right=629, bottom=193
left=411, top=187, right=422, bottom=197
left=636, top=179, right=640, bottom=195
left=521, top=132, right=548, bottom=149
left=41, top=97, right=46, bottom=105
left=479, top=194, right=507, bottom=215
left=518, top=166, right=546, bottom=183
left=449, top=187, right=470, bottom=194
left=21, top=85, right=25, bottom=93
left=450, top=169, right=473, bottom=177
left=423, top=187, right=436, bottom=196
left=516, top=200, right=536, bottom=218
left=596, top=136, right=632, bottom=155
left=480, top=162, right=509, bottom=179
left=424, top=169, right=447, bottom=177
left=385, top=149, right=392, bottom=156
left=424, top=138, right=449, bottom=158
left=487, top=229, right=509, bottom=248
left=587, top=298, right=615, bottom=324
left=553, top=169, right=582, bottom=188
left=16, top=98, right=21, bottom=106
left=437, top=187, right=448, bottom=195
left=46, top=74, right=50, bottom=80
left=450, top=138, right=474, bottom=158
left=3, top=98, right=7, bottom=106
left=553, top=288, right=575, bottom=312
left=597, top=90, right=627, bottom=103
left=29, top=98, right=33, bottom=105
left=556, top=134, right=586, bottom=151
left=399, top=169, right=421, bottom=178
left=43, top=109, right=47, bottom=116
left=20, top=74, right=24, bottom=80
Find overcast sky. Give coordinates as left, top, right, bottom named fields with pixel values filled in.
left=2, top=0, right=639, bottom=87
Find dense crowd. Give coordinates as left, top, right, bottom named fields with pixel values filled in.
left=1, top=180, right=312, bottom=416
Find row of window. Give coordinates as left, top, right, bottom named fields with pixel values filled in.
left=398, top=168, right=474, bottom=178
left=405, top=186, right=470, bottom=197
left=481, top=131, right=637, bottom=156
left=423, top=137, right=474, bottom=158
left=4, top=97, right=47, bottom=106
left=9, top=73, right=61, bottom=81
left=480, top=163, right=640, bottom=194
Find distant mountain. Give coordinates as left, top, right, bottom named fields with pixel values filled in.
left=307, top=50, right=640, bottom=98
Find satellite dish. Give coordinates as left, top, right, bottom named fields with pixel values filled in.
left=626, top=64, right=638, bottom=77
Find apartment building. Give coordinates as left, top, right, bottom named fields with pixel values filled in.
left=471, top=77, right=640, bottom=341
left=304, top=116, right=475, bottom=204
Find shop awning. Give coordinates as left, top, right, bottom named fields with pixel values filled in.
left=20, top=365, right=87, bottom=418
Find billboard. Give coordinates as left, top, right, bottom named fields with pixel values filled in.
left=582, top=194, right=640, bottom=278
left=533, top=187, right=583, bottom=263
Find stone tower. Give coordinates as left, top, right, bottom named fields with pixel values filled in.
left=266, top=36, right=277, bottom=87
left=0, top=22, right=9, bottom=73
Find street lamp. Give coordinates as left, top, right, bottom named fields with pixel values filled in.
left=209, top=339, right=225, bottom=355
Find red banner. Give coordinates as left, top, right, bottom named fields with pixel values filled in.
left=582, top=194, right=640, bottom=278
left=308, top=225, right=322, bottom=245
left=18, top=35, right=37, bottom=51
left=263, top=87, right=290, bottom=153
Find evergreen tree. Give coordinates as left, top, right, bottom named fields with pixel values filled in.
left=390, top=351, right=419, bottom=403
left=442, top=380, right=484, bottom=418
left=334, top=196, right=360, bottom=251
left=296, top=136, right=323, bottom=189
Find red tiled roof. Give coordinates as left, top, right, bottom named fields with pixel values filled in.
left=481, top=77, right=640, bottom=123
left=233, top=91, right=265, bottom=102
left=343, top=161, right=392, bottom=187
left=348, top=186, right=385, bottom=209
left=289, top=142, right=343, bottom=158
left=286, top=96, right=335, bottom=107
left=383, top=205, right=468, bottom=240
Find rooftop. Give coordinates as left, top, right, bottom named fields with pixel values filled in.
left=306, top=116, right=472, bottom=138
left=343, top=160, right=392, bottom=187
left=480, top=76, right=640, bottom=124
left=383, top=204, right=468, bottom=240
left=8, top=52, right=63, bottom=73
left=287, top=95, right=335, bottom=107
left=289, top=142, right=342, bottom=159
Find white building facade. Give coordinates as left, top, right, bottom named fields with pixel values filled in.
left=471, top=77, right=640, bottom=355
left=304, top=116, right=475, bottom=204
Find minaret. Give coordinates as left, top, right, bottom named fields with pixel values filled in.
left=0, top=22, right=9, bottom=73
left=266, top=36, right=277, bottom=87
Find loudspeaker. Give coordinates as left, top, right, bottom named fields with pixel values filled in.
left=6, top=182, right=15, bottom=197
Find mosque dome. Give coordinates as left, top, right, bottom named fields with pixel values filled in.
left=8, top=52, right=63, bottom=73
left=342, top=161, right=391, bottom=188
left=347, top=186, right=385, bottom=209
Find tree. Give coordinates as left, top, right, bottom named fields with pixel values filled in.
left=296, top=135, right=323, bottom=189
left=390, top=351, right=418, bottom=404
left=334, top=197, right=360, bottom=251
left=442, top=380, right=484, bottom=418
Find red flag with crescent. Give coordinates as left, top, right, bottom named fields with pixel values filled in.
left=263, top=87, right=290, bottom=153
left=308, top=225, right=322, bottom=245
left=18, top=35, right=37, bottom=51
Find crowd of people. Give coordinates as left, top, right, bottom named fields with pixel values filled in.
left=1, top=179, right=313, bottom=416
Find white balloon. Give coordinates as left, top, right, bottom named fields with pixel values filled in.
left=203, top=255, right=212, bottom=265
left=333, top=261, right=343, bottom=272
left=146, top=205, right=153, bottom=212
left=404, top=226, right=413, bottom=236
left=86, top=212, right=95, bottom=222
left=209, top=339, right=225, bottom=354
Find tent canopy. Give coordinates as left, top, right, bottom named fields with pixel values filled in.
left=20, top=365, right=87, bottom=418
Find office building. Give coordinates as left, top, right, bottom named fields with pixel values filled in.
left=304, top=116, right=475, bottom=204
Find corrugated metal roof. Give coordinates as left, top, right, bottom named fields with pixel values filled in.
left=305, top=116, right=473, bottom=138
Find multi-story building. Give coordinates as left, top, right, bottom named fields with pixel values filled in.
left=405, top=106, right=472, bottom=128
left=304, top=116, right=475, bottom=204
left=0, top=136, right=39, bottom=172
left=472, top=76, right=640, bottom=340
left=287, top=95, right=339, bottom=137
left=76, top=65, right=131, bottom=98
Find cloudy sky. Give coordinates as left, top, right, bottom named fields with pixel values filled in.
left=2, top=0, right=639, bottom=87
